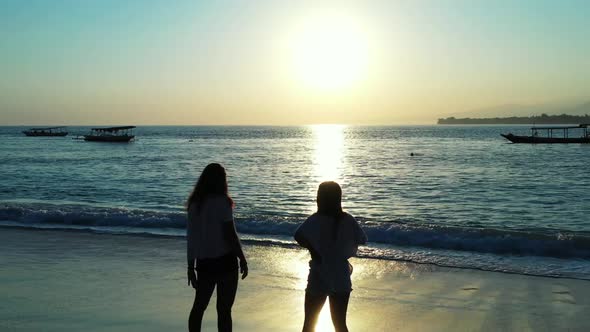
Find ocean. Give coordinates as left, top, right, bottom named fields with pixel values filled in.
left=1, top=125, right=589, bottom=280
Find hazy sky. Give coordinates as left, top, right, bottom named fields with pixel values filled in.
left=1, top=0, right=589, bottom=125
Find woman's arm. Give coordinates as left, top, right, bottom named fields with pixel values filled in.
left=187, top=251, right=195, bottom=269
left=187, top=205, right=198, bottom=268
left=295, top=227, right=322, bottom=262
left=187, top=224, right=196, bottom=268
left=354, top=219, right=367, bottom=245
left=222, top=221, right=248, bottom=279
left=186, top=212, right=197, bottom=288
left=294, top=228, right=308, bottom=248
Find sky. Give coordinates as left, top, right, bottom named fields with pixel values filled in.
left=1, top=0, right=589, bottom=125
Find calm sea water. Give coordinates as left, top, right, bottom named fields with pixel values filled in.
left=1, top=125, right=590, bottom=279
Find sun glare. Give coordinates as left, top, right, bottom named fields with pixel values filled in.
left=315, top=305, right=335, bottom=331
left=290, top=14, right=369, bottom=91
left=312, top=124, right=345, bottom=184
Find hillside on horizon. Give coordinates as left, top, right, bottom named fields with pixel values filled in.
left=444, top=100, right=590, bottom=119
left=438, top=113, right=590, bottom=125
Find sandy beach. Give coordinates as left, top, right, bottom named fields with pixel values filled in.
left=0, top=228, right=588, bottom=332
left=4, top=0, right=590, bottom=330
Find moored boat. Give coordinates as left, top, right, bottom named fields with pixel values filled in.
left=23, top=126, right=68, bottom=137
left=501, top=124, right=590, bottom=144
left=84, top=126, right=136, bottom=142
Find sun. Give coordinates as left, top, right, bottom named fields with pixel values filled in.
left=289, top=13, right=369, bottom=91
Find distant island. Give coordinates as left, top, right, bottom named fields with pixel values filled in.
left=438, top=113, right=590, bottom=125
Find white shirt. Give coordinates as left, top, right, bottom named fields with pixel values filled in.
left=296, top=212, right=367, bottom=292
left=187, top=195, right=234, bottom=260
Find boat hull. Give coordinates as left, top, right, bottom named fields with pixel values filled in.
left=23, top=131, right=68, bottom=137
left=501, top=134, right=590, bottom=144
left=83, top=135, right=135, bottom=142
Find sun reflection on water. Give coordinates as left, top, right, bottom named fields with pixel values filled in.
left=311, top=124, right=346, bottom=184
left=297, top=128, right=349, bottom=332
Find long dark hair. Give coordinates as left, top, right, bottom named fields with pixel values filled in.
left=186, top=163, right=233, bottom=211
left=316, top=181, right=344, bottom=239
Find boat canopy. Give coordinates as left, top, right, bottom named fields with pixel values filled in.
left=90, top=126, right=136, bottom=132
left=532, top=124, right=589, bottom=130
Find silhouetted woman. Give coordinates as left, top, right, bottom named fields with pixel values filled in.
left=295, top=181, right=367, bottom=332
left=186, top=163, right=248, bottom=332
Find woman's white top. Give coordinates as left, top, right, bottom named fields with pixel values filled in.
left=296, top=212, right=367, bottom=292
left=187, top=195, right=234, bottom=260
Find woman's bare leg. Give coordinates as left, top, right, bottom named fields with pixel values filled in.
left=189, top=277, right=216, bottom=332
left=302, top=291, right=328, bottom=332
left=329, top=292, right=350, bottom=332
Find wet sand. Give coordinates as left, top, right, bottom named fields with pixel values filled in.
left=1, top=228, right=589, bottom=331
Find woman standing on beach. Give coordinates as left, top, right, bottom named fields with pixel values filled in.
left=295, top=181, right=367, bottom=332
left=186, top=163, right=248, bottom=332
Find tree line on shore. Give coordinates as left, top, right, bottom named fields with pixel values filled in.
left=438, top=113, right=590, bottom=125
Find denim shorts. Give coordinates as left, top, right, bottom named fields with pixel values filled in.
left=196, top=253, right=238, bottom=277
left=305, top=265, right=352, bottom=295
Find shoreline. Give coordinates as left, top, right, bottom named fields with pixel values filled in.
left=1, top=224, right=588, bottom=282
left=1, top=228, right=589, bottom=331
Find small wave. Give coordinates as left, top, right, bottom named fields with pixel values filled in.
left=0, top=203, right=187, bottom=229
left=1, top=202, right=590, bottom=260
left=362, top=222, right=590, bottom=259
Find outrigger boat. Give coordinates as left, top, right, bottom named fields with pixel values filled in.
left=84, top=126, right=136, bottom=142
left=22, top=126, right=68, bottom=137
left=501, top=124, right=590, bottom=143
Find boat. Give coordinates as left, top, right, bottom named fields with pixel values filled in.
left=22, top=126, right=68, bottom=137
left=501, top=124, right=590, bottom=143
left=83, top=126, right=136, bottom=142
